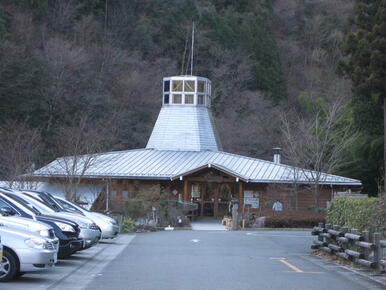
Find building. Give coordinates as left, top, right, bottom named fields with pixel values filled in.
left=30, top=75, right=361, bottom=217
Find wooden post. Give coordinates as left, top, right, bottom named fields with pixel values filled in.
left=373, top=233, right=382, bottom=274
left=362, top=230, right=370, bottom=261
left=238, top=182, right=243, bottom=215
left=183, top=179, right=189, bottom=201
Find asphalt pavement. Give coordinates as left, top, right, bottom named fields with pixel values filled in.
left=84, top=230, right=384, bottom=290
left=3, top=230, right=385, bottom=290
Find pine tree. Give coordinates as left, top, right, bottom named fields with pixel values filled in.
left=339, top=0, right=386, bottom=195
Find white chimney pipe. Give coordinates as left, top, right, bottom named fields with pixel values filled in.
left=272, top=147, right=282, bottom=164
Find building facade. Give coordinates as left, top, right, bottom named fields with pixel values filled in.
left=31, top=75, right=361, bottom=217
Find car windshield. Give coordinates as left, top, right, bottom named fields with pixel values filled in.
left=18, top=193, right=56, bottom=214
left=45, top=192, right=67, bottom=211
left=2, top=192, right=41, bottom=216
left=57, top=198, right=87, bottom=213
left=24, top=192, right=60, bottom=212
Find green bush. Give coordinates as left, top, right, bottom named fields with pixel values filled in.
left=265, top=210, right=325, bottom=228
left=326, top=197, right=383, bottom=232
left=123, top=200, right=146, bottom=219
left=122, top=217, right=138, bottom=233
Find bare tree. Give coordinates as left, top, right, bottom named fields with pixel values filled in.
left=50, top=114, right=118, bottom=201
left=281, top=97, right=358, bottom=207
left=0, top=120, right=42, bottom=189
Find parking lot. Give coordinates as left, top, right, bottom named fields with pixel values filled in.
left=5, top=230, right=385, bottom=290
left=5, top=234, right=135, bottom=290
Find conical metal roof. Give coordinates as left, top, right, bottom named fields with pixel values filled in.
left=146, top=75, right=222, bottom=151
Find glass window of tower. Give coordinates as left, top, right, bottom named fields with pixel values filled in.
left=185, top=94, right=194, bottom=104
left=184, top=81, right=195, bottom=92
left=197, top=95, right=204, bottom=105
left=172, top=80, right=183, bottom=92
left=164, top=94, right=169, bottom=104
left=164, top=80, right=170, bottom=92
left=173, top=94, right=182, bottom=104
left=197, top=81, right=205, bottom=93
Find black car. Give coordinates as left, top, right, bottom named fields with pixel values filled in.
left=0, top=189, right=83, bottom=258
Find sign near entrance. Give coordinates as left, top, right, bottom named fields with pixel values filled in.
left=244, top=191, right=259, bottom=208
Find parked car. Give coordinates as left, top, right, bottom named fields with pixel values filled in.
left=10, top=190, right=101, bottom=249
left=54, top=196, right=119, bottom=239
left=0, top=189, right=83, bottom=258
left=0, top=226, right=58, bottom=282
left=0, top=206, right=56, bottom=241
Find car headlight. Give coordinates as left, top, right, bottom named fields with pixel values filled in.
left=25, top=238, right=49, bottom=249
left=109, top=219, right=117, bottom=225
left=76, top=221, right=89, bottom=229
left=39, top=229, right=50, bottom=238
left=54, top=221, right=75, bottom=232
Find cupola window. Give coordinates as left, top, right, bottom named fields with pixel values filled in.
left=172, top=80, right=183, bottom=92
left=173, top=94, right=182, bottom=104
left=164, top=80, right=170, bottom=92
left=164, top=94, right=169, bottom=104
left=184, top=81, right=195, bottom=92
left=185, top=94, right=194, bottom=104
left=197, top=81, right=205, bottom=93
left=197, top=95, right=204, bottom=105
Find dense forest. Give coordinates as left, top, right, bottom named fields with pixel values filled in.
left=0, top=0, right=384, bottom=195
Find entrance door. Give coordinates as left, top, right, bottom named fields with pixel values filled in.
left=190, top=183, right=233, bottom=218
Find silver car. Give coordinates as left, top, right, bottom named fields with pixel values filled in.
left=54, top=196, right=119, bottom=239
left=0, top=227, right=58, bottom=282
left=0, top=207, right=56, bottom=241
left=10, top=191, right=101, bottom=249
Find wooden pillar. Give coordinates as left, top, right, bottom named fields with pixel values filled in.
left=238, top=182, right=243, bottom=214
left=183, top=179, right=189, bottom=201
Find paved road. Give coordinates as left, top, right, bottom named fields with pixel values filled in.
left=84, top=231, right=383, bottom=290
left=4, top=231, right=385, bottom=290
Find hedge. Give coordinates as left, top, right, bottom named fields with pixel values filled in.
left=326, top=197, right=384, bottom=232
left=264, top=210, right=325, bottom=228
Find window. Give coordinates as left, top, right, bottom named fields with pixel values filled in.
left=198, top=81, right=205, bottom=93
left=184, top=81, right=195, bottom=92
left=173, top=94, right=182, bottom=104
left=163, top=80, right=170, bottom=92
left=197, top=95, right=205, bottom=105
left=191, top=184, right=201, bottom=198
left=164, top=94, right=169, bottom=104
left=172, top=80, right=183, bottom=92
left=184, top=94, right=194, bottom=104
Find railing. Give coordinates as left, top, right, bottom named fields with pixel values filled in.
left=311, top=223, right=386, bottom=274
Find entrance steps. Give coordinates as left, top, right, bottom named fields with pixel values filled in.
left=191, top=219, right=226, bottom=231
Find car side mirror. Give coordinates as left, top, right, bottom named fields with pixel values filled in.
left=0, top=206, right=16, bottom=216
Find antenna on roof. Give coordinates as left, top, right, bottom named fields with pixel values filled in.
left=190, top=22, right=195, bottom=76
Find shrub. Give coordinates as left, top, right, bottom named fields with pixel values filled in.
left=326, top=197, right=384, bottom=232
left=123, top=200, right=146, bottom=219
left=264, top=210, right=325, bottom=228
left=122, top=217, right=137, bottom=233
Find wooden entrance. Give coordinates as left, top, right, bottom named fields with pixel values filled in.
left=189, top=182, right=235, bottom=218
left=180, top=167, right=244, bottom=219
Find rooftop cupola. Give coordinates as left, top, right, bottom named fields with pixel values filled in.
left=146, top=75, right=222, bottom=151
left=162, top=76, right=211, bottom=107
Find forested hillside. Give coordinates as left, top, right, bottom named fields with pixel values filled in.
left=0, top=0, right=383, bottom=195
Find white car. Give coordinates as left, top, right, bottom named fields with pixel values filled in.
left=0, top=226, right=58, bottom=282
left=54, top=196, right=119, bottom=239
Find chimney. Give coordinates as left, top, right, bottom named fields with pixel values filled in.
left=272, top=147, right=282, bottom=164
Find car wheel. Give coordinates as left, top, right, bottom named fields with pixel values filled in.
left=0, top=250, right=18, bottom=282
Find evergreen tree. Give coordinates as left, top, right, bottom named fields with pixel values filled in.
left=338, top=0, right=386, bottom=195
